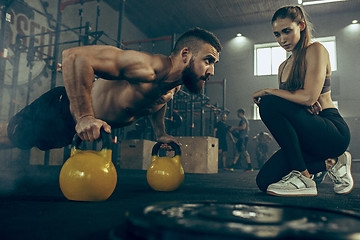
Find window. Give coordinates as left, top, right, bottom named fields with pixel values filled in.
left=314, top=36, right=337, bottom=71
left=254, top=36, right=337, bottom=76
left=253, top=103, right=260, bottom=120
left=332, top=100, right=338, bottom=109
left=254, top=43, right=286, bottom=76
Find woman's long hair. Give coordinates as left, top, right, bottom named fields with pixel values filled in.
left=272, top=6, right=312, bottom=91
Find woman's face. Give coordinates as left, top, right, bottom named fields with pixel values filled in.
left=272, top=17, right=303, bottom=52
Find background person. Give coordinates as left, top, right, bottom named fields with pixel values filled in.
left=213, top=112, right=235, bottom=170
left=253, top=131, right=272, bottom=169
left=231, top=108, right=253, bottom=172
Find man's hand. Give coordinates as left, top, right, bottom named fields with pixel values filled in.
left=75, top=116, right=111, bottom=142
left=156, top=134, right=181, bottom=150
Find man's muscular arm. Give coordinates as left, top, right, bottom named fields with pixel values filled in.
left=61, top=45, right=126, bottom=141
left=149, top=86, right=182, bottom=145
left=62, top=45, right=164, bottom=141
left=231, top=122, right=246, bottom=131
left=62, top=48, right=95, bottom=121
left=149, top=104, right=180, bottom=145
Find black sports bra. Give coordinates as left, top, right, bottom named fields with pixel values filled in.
left=279, top=56, right=331, bottom=94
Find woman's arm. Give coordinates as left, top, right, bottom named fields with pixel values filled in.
left=253, top=43, right=329, bottom=107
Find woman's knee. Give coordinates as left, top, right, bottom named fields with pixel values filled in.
left=256, top=171, right=269, bottom=193
left=258, top=95, right=281, bottom=117
left=259, top=95, right=300, bottom=119
left=259, top=95, right=282, bottom=108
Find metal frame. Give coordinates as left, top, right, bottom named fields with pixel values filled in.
left=0, top=0, right=126, bottom=165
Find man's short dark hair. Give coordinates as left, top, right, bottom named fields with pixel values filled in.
left=171, top=27, right=222, bottom=55
left=237, top=108, right=245, bottom=115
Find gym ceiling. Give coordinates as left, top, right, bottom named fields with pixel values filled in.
left=103, top=0, right=360, bottom=38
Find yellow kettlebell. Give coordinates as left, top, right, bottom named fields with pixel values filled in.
left=147, top=142, right=184, bottom=191
left=59, top=130, right=117, bottom=201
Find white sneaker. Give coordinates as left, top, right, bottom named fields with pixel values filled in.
left=267, top=170, right=317, bottom=196
left=328, top=152, right=354, bottom=194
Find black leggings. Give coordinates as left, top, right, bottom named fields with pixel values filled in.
left=256, top=95, right=350, bottom=192
left=7, top=87, right=76, bottom=150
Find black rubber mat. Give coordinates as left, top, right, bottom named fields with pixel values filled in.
left=1, top=164, right=360, bottom=240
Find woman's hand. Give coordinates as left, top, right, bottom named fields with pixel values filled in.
left=306, top=101, right=322, bottom=115
left=253, top=88, right=273, bottom=104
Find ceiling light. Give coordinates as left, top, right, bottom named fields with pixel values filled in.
left=298, top=0, right=303, bottom=4
left=302, top=0, right=347, bottom=6
left=352, top=20, right=359, bottom=24
left=236, top=33, right=242, bottom=37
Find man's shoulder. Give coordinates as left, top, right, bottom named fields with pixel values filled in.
left=151, top=54, right=170, bottom=69
left=239, top=116, right=246, bottom=122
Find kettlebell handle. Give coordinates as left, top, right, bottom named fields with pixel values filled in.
left=152, top=142, right=181, bottom=156
left=72, top=129, right=112, bottom=150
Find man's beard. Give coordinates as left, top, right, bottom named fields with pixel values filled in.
left=182, top=60, right=205, bottom=94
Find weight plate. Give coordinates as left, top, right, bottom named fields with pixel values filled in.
left=120, top=201, right=360, bottom=240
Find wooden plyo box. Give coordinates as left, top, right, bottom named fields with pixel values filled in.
left=176, top=136, right=218, bottom=174
left=120, top=139, right=156, bottom=170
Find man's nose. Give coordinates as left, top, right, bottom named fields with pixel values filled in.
left=207, top=65, right=215, bottom=76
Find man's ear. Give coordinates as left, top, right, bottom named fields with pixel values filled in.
left=299, top=21, right=306, bottom=31
left=180, top=47, right=192, bottom=64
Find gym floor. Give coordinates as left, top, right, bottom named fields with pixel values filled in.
left=1, top=161, right=360, bottom=240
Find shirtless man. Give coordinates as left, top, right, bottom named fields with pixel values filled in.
left=2, top=28, right=222, bottom=150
